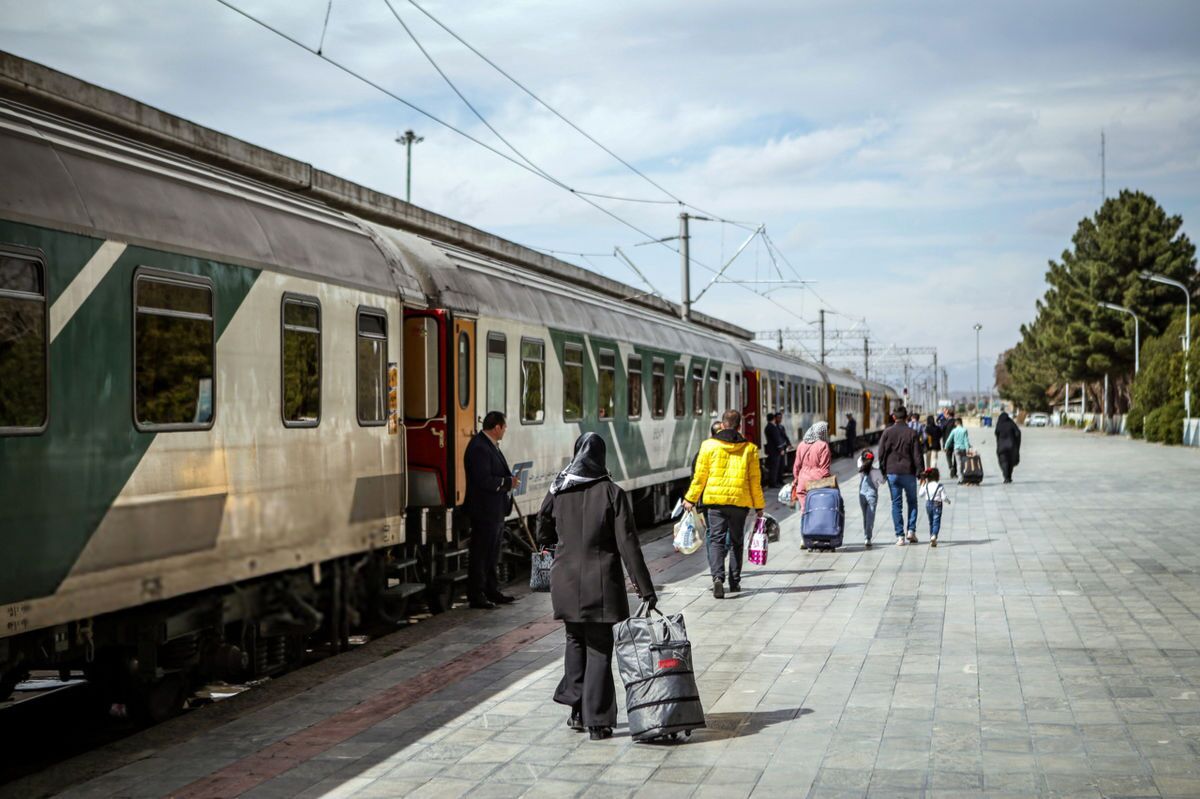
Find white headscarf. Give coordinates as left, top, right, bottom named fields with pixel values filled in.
left=803, top=421, right=829, bottom=444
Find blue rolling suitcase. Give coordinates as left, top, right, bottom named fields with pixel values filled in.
left=801, top=487, right=845, bottom=550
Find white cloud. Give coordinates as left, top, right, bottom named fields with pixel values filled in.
left=1, top=0, right=1198, bottom=390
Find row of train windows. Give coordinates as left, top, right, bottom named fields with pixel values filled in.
left=0, top=254, right=390, bottom=434
left=770, top=378, right=826, bottom=416
left=484, top=334, right=739, bottom=425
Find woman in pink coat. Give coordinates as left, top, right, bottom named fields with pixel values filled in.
left=791, top=421, right=832, bottom=511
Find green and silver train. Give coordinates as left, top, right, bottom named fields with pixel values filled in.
left=0, top=54, right=899, bottom=716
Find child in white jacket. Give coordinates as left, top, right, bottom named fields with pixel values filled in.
left=918, top=467, right=950, bottom=547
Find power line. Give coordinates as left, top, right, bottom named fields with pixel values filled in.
left=216, top=1, right=814, bottom=327
left=213, top=0, right=679, bottom=255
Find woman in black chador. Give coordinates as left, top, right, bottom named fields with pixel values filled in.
left=994, top=412, right=1022, bottom=483
left=536, top=432, right=656, bottom=740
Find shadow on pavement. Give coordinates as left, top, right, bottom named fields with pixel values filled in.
left=627, top=707, right=814, bottom=743
left=739, top=569, right=832, bottom=577
left=728, top=583, right=863, bottom=597
left=934, top=538, right=994, bottom=547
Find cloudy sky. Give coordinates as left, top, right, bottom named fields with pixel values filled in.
left=3, top=1, right=1198, bottom=392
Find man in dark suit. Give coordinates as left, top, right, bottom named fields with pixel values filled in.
left=464, top=411, right=521, bottom=609
left=763, top=412, right=790, bottom=487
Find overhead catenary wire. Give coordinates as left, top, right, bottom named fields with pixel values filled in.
left=216, top=1, right=817, bottom=328
left=213, top=0, right=684, bottom=254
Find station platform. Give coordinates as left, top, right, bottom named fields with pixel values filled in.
left=28, top=428, right=1200, bottom=799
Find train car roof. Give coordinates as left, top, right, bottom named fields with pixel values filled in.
left=372, top=224, right=745, bottom=362
left=822, top=365, right=865, bottom=391
left=0, top=51, right=750, bottom=341
left=0, top=100, right=425, bottom=300
left=739, top=342, right=826, bottom=382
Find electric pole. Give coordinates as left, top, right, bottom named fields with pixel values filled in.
left=679, top=211, right=691, bottom=321
left=819, top=309, right=826, bottom=365
left=932, top=350, right=938, bottom=406
left=396, top=129, right=424, bottom=203
left=974, top=323, right=983, bottom=413
left=863, top=337, right=869, bottom=379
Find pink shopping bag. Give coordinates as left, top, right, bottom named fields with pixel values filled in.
left=747, top=517, right=769, bottom=566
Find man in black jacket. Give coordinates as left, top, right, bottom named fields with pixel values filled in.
left=876, top=405, right=923, bottom=546
left=763, top=412, right=790, bottom=488
left=464, top=411, right=521, bottom=608
left=843, top=413, right=857, bottom=454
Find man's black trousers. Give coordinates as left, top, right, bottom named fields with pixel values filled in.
left=467, top=514, right=504, bottom=601
left=553, top=621, right=617, bottom=727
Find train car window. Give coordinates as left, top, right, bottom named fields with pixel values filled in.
left=0, top=250, right=48, bottom=435
left=673, top=363, right=685, bottom=418
left=734, top=373, right=741, bottom=410
left=486, top=332, right=506, bottom=415
left=651, top=358, right=666, bottom=419
left=281, top=295, right=320, bottom=427
left=708, top=368, right=719, bottom=415
left=598, top=348, right=616, bottom=420
left=356, top=308, right=387, bottom=426
left=691, top=365, right=704, bottom=416
left=562, top=342, right=583, bottom=421
left=457, top=330, right=471, bottom=409
left=134, top=270, right=215, bottom=430
left=724, top=373, right=731, bottom=411
left=627, top=354, right=642, bottom=420
left=521, top=338, right=545, bottom=423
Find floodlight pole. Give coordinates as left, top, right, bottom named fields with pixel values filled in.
left=396, top=129, right=424, bottom=203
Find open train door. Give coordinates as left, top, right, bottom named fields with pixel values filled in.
left=742, top=369, right=760, bottom=444
left=450, top=317, right=477, bottom=506
left=403, top=309, right=450, bottom=508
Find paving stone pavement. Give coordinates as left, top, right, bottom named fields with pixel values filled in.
left=46, top=428, right=1200, bottom=798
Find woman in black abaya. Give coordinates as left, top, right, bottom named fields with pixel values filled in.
left=994, top=412, right=1022, bottom=483
left=536, top=433, right=656, bottom=740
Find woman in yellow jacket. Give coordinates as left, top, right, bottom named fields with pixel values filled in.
left=682, top=410, right=765, bottom=598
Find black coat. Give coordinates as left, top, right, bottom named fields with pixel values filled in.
left=764, top=422, right=789, bottom=452
left=877, top=423, right=923, bottom=476
left=994, top=415, right=1022, bottom=466
left=844, top=418, right=857, bottom=443
left=463, top=431, right=513, bottom=520
left=536, top=480, right=654, bottom=623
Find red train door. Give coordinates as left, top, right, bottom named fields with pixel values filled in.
left=403, top=309, right=450, bottom=507
left=742, top=369, right=760, bottom=444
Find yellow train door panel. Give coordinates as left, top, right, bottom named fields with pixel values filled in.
left=452, top=318, right=477, bottom=506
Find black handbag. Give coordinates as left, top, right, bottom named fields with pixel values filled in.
left=529, top=549, right=553, bottom=592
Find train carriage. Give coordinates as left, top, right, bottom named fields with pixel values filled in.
left=0, top=53, right=902, bottom=715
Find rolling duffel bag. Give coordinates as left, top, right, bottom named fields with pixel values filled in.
left=961, top=450, right=984, bottom=485
left=801, top=486, right=845, bottom=551
left=613, top=602, right=706, bottom=742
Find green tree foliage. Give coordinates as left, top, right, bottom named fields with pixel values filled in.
left=1129, top=312, right=1200, bottom=442
left=1003, top=190, right=1197, bottom=414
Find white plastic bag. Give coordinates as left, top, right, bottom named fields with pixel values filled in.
left=778, top=482, right=795, bottom=507
left=672, top=509, right=706, bottom=555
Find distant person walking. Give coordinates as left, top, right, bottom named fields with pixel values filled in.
left=791, top=421, right=833, bottom=513
left=843, top=413, right=858, bottom=454
left=942, top=409, right=959, bottom=479
left=994, top=412, right=1022, bottom=483
left=945, top=418, right=971, bottom=483
left=857, top=450, right=884, bottom=547
left=537, top=433, right=655, bottom=741
left=763, top=412, right=791, bottom=488
left=683, top=410, right=764, bottom=599
left=877, top=406, right=923, bottom=545
left=923, top=414, right=942, bottom=470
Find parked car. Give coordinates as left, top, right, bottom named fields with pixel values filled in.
left=1026, top=413, right=1049, bottom=427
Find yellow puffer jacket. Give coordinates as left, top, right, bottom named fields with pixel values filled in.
left=685, top=433, right=765, bottom=509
